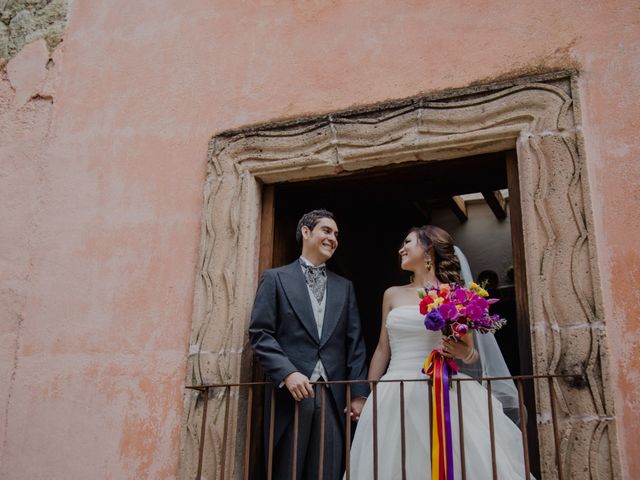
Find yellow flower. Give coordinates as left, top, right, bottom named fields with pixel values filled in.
left=469, top=281, right=489, bottom=297
left=427, top=298, right=444, bottom=313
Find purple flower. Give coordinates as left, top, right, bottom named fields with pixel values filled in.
left=475, top=315, right=492, bottom=328
left=424, top=309, right=446, bottom=331
left=490, top=314, right=506, bottom=330
left=453, top=287, right=468, bottom=303
left=439, top=303, right=459, bottom=321
left=471, top=297, right=489, bottom=310
left=462, top=303, right=484, bottom=321
left=463, top=297, right=489, bottom=321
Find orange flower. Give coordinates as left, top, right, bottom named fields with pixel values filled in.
left=439, top=284, right=451, bottom=296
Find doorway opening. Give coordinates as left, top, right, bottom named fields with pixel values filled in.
left=271, top=152, right=519, bottom=371
left=260, top=150, right=540, bottom=474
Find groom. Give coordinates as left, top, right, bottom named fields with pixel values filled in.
left=249, top=209, right=369, bottom=479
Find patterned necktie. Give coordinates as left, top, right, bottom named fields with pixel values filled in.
left=301, top=262, right=327, bottom=303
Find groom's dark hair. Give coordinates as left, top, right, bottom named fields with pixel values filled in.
left=296, top=209, right=335, bottom=245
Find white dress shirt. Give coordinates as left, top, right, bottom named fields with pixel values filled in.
left=280, top=256, right=330, bottom=388
left=299, top=256, right=329, bottom=382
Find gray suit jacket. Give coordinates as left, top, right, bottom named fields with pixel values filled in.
left=249, top=260, right=369, bottom=441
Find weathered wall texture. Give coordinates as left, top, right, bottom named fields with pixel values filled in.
left=1, top=1, right=638, bottom=478
left=0, top=0, right=68, bottom=59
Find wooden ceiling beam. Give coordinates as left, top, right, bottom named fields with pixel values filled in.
left=482, top=190, right=507, bottom=219
left=448, top=196, right=468, bottom=223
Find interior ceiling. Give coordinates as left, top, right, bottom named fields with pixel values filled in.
left=276, top=152, right=509, bottom=206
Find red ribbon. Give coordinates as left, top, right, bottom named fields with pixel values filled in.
left=423, top=349, right=459, bottom=480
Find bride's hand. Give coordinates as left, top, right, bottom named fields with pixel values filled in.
left=441, top=336, right=473, bottom=360
left=348, top=397, right=366, bottom=421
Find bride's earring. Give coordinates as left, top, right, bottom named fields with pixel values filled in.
left=424, top=256, right=433, bottom=271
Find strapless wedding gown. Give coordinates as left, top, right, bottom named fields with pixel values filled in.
left=346, top=305, right=532, bottom=479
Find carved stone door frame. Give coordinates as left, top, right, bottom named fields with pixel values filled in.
left=179, top=71, right=621, bottom=479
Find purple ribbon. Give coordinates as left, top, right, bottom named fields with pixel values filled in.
left=443, top=363, right=455, bottom=479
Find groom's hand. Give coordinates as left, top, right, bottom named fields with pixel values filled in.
left=284, top=372, right=314, bottom=401
left=349, top=397, right=366, bottom=421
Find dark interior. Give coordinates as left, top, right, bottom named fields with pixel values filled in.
left=256, top=150, right=543, bottom=478
left=271, top=151, right=521, bottom=375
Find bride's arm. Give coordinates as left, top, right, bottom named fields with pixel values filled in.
left=367, top=288, right=393, bottom=382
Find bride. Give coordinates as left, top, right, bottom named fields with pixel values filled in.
left=346, top=225, right=532, bottom=479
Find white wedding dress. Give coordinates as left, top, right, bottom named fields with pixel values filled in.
left=347, top=305, right=532, bottom=479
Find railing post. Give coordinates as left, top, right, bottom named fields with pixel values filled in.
left=456, top=380, right=466, bottom=480
left=428, top=379, right=432, bottom=480
left=345, top=383, right=352, bottom=480
left=267, top=387, right=276, bottom=480
left=196, top=387, right=209, bottom=480
left=318, top=383, right=325, bottom=480
left=548, top=376, right=564, bottom=480
left=243, top=385, right=253, bottom=480
left=399, top=381, right=407, bottom=480
left=516, top=379, right=531, bottom=478
left=220, top=385, right=231, bottom=480
left=486, top=380, right=497, bottom=480
left=291, top=400, right=299, bottom=480
left=372, top=381, right=378, bottom=480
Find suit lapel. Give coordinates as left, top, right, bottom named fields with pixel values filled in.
left=320, top=271, right=346, bottom=347
left=278, top=261, right=320, bottom=343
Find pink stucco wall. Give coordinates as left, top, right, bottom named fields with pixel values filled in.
left=1, top=1, right=638, bottom=478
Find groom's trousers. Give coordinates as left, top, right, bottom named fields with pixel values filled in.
left=272, top=382, right=344, bottom=480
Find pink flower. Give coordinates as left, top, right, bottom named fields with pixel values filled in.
left=452, top=323, right=469, bottom=337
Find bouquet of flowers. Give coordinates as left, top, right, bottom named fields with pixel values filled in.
left=419, top=282, right=506, bottom=480
left=418, top=282, right=506, bottom=339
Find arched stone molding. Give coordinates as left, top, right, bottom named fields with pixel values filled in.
left=179, top=72, right=621, bottom=480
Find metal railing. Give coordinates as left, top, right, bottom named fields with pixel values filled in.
left=186, top=373, right=582, bottom=480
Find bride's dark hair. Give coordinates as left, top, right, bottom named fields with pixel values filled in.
left=409, top=225, right=463, bottom=286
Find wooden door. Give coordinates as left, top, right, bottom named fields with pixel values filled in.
left=506, top=150, right=540, bottom=476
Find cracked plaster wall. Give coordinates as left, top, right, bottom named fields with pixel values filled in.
left=1, top=34, right=57, bottom=480
left=0, top=0, right=68, bottom=60
left=0, top=1, right=638, bottom=479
